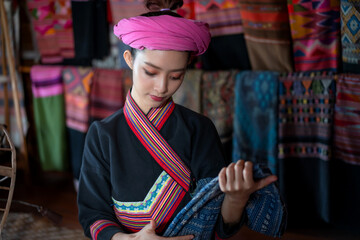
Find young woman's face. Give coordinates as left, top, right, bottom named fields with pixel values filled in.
left=124, top=49, right=188, bottom=113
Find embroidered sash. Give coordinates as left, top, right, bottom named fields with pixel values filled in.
left=116, top=91, right=191, bottom=233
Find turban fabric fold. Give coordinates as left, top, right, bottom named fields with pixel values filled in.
left=114, top=15, right=211, bottom=56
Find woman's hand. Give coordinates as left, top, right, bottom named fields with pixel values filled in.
left=218, top=160, right=277, bottom=225
left=111, top=220, right=194, bottom=240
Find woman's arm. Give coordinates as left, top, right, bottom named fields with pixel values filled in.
left=218, top=160, right=278, bottom=226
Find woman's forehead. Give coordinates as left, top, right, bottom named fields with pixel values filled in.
left=137, top=49, right=188, bottom=70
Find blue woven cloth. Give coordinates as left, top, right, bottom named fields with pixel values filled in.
left=163, top=164, right=287, bottom=239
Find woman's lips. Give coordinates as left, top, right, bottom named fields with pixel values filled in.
left=150, top=95, right=164, bottom=102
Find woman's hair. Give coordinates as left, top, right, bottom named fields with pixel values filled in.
left=130, top=0, right=185, bottom=59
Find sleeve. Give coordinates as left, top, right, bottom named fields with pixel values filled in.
left=77, top=122, right=125, bottom=240
left=190, top=117, right=246, bottom=239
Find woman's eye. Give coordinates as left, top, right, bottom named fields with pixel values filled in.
left=144, top=69, right=156, bottom=76
left=170, top=75, right=182, bottom=80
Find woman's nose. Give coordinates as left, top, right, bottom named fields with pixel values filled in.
left=154, top=76, right=168, bottom=94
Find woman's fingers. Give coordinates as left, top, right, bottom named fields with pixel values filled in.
left=255, top=175, right=278, bottom=191
left=218, top=167, right=227, bottom=192
left=243, top=161, right=254, bottom=186
left=226, top=163, right=236, bottom=190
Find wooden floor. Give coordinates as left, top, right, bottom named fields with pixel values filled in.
left=7, top=172, right=360, bottom=240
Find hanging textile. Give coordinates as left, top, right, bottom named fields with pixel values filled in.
left=27, top=0, right=75, bottom=63
left=238, top=0, right=293, bottom=72
left=232, top=71, right=278, bottom=174
left=201, top=34, right=251, bottom=71
left=287, top=0, right=341, bottom=72
left=340, top=0, right=360, bottom=73
left=332, top=73, right=360, bottom=231
left=278, top=72, right=336, bottom=224
left=201, top=70, right=236, bottom=145
left=172, top=69, right=202, bottom=113
left=89, top=68, right=128, bottom=122
left=62, top=67, right=93, bottom=179
left=176, top=0, right=195, bottom=19
left=194, top=0, right=243, bottom=37
left=109, top=0, right=146, bottom=23
left=30, top=65, right=68, bottom=171
left=71, top=0, right=109, bottom=61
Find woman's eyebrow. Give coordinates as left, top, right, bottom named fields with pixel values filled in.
left=144, top=61, right=186, bottom=72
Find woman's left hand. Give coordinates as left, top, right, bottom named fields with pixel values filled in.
left=218, top=160, right=277, bottom=225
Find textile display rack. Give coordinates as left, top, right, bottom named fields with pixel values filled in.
left=0, top=0, right=29, bottom=181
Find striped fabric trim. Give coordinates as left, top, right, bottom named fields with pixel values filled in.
left=90, top=220, right=119, bottom=240
left=124, top=92, right=191, bottom=191
left=113, top=171, right=186, bottom=233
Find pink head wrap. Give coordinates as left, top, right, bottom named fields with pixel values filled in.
left=113, top=15, right=211, bottom=56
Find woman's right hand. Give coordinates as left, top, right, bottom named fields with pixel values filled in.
left=111, top=220, right=194, bottom=240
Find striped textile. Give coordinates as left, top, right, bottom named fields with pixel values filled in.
left=278, top=72, right=336, bottom=162
left=341, top=0, right=360, bottom=73
left=287, top=0, right=341, bottom=72
left=63, top=67, right=93, bottom=132
left=201, top=70, right=236, bottom=143
left=194, top=1, right=243, bottom=37
left=164, top=164, right=287, bottom=238
left=233, top=71, right=279, bottom=174
left=90, top=220, right=120, bottom=240
left=30, top=65, right=68, bottom=171
left=109, top=0, right=146, bottom=23
left=113, top=171, right=185, bottom=233
left=89, top=68, right=128, bottom=122
left=172, top=69, right=202, bottom=113
left=334, top=74, right=360, bottom=165
left=27, top=0, right=75, bottom=63
left=239, top=0, right=293, bottom=72
left=120, top=92, right=190, bottom=232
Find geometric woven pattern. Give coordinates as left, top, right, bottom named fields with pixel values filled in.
left=341, top=0, right=360, bottom=65
left=288, top=0, right=341, bottom=71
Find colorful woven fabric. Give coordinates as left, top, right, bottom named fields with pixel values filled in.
left=121, top=92, right=190, bottom=232
left=172, top=69, right=202, bottom=113
left=177, top=0, right=196, bottom=19
left=89, top=68, right=126, bottom=122
left=27, top=0, right=74, bottom=63
left=341, top=0, right=360, bottom=73
left=201, top=70, right=236, bottom=143
left=90, top=220, right=120, bottom=240
left=239, top=0, right=293, bottom=72
left=194, top=1, right=243, bottom=37
left=233, top=71, right=279, bottom=174
left=163, top=164, right=287, bottom=238
left=30, top=65, right=68, bottom=171
left=288, top=0, right=341, bottom=71
left=278, top=72, right=336, bottom=162
left=63, top=67, right=93, bottom=132
left=334, top=74, right=360, bottom=165
left=109, top=0, right=146, bottom=23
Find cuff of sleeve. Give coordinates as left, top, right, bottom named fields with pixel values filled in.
left=90, top=220, right=125, bottom=240
left=215, top=212, right=246, bottom=239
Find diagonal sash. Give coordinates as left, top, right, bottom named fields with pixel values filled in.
left=124, top=91, right=191, bottom=192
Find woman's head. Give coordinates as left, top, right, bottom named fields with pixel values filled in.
left=123, top=48, right=188, bottom=113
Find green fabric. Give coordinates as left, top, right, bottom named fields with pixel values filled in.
left=33, top=95, right=68, bottom=171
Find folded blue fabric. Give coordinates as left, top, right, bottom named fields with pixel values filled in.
left=163, top=164, right=287, bottom=239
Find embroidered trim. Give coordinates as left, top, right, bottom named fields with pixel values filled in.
left=90, top=220, right=119, bottom=240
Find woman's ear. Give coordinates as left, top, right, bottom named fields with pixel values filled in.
left=123, top=50, right=133, bottom=70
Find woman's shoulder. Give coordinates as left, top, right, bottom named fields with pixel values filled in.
left=88, top=108, right=126, bottom=134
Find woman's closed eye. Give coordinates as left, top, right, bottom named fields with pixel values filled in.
left=144, top=69, right=156, bottom=76
left=170, top=73, right=183, bottom=80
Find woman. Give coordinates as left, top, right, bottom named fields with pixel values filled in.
left=78, top=1, right=278, bottom=239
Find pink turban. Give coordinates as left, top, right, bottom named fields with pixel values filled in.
left=113, top=15, right=211, bottom=56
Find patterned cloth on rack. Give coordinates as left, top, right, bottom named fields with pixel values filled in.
left=172, top=70, right=202, bottom=113
left=109, top=0, right=146, bottom=23
left=27, top=0, right=75, bottom=63
left=164, top=163, right=287, bottom=238
left=278, top=72, right=336, bottom=223
left=201, top=70, right=236, bottom=143
left=334, top=74, right=360, bottom=165
left=233, top=71, right=278, bottom=174
left=287, top=0, right=341, bottom=72
left=62, top=67, right=93, bottom=179
left=30, top=65, right=68, bottom=171
left=177, top=0, right=195, bottom=19
left=194, top=0, right=243, bottom=37
left=238, top=0, right=293, bottom=72
left=340, top=0, right=360, bottom=73
left=89, top=68, right=128, bottom=122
